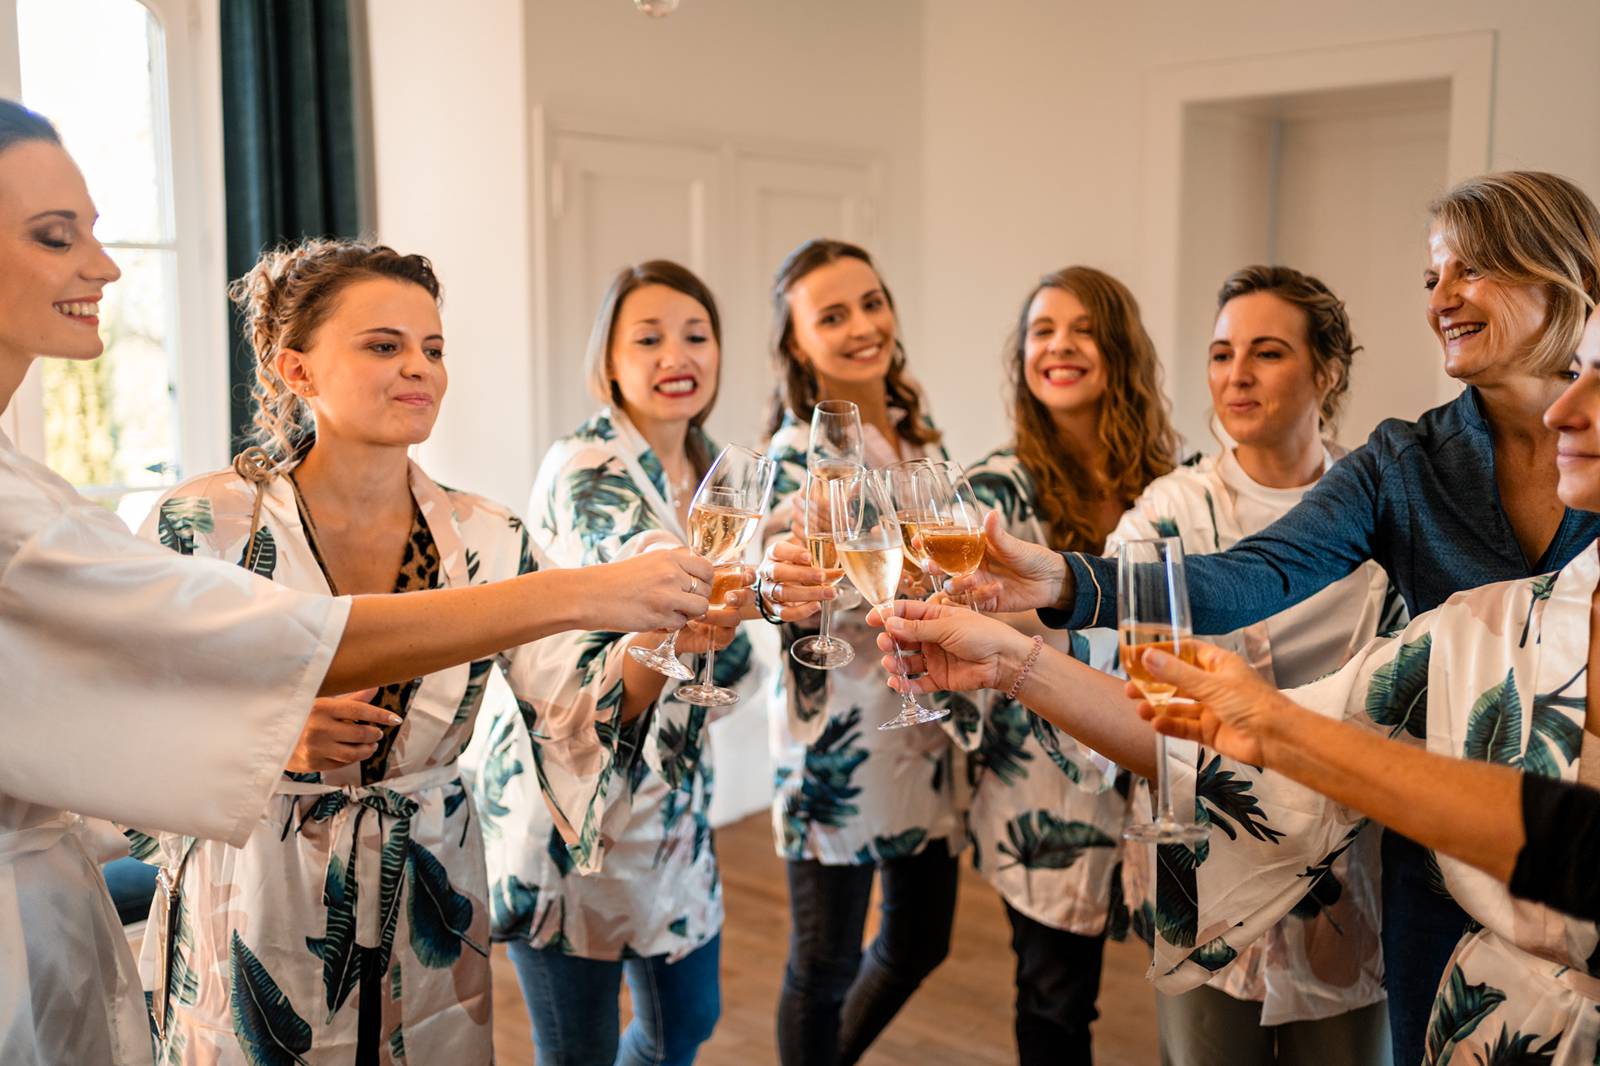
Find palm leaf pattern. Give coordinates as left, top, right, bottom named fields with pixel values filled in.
left=238, top=526, right=277, bottom=578
left=156, top=496, right=214, bottom=556
left=853, top=828, right=929, bottom=864
left=1518, top=573, right=1558, bottom=648
left=1027, top=713, right=1082, bottom=784
left=1187, top=936, right=1238, bottom=973
left=995, top=810, right=1115, bottom=870
left=1471, top=1025, right=1560, bottom=1065
left=712, top=631, right=754, bottom=688
left=566, top=464, right=649, bottom=554
left=491, top=875, right=539, bottom=942
left=1195, top=754, right=1285, bottom=844
left=450, top=659, right=495, bottom=732
left=1365, top=634, right=1432, bottom=739
left=1525, top=665, right=1584, bottom=779
left=406, top=839, right=487, bottom=967
left=780, top=708, right=868, bottom=857
left=303, top=852, right=361, bottom=1018
left=1425, top=964, right=1507, bottom=1066
left=1156, top=841, right=1201, bottom=948
left=977, top=699, right=1035, bottom=785
left=1463, top=670, right=1524, bottom=767
left=229, top=931, right=312, bottom=1066
left=968, top=461, right=1031, bottom=528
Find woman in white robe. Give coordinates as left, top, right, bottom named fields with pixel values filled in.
left=0, top=101, right=712, bottom=1066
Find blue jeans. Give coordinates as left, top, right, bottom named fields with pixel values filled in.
left=1381, top=830, right=1469, bottom=1066
left=507, top=935, right=721, bottom=1066
left=777, top=840, right=959, bottom=1066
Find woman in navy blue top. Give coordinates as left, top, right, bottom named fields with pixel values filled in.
left=953, top=171, right=1600, bottom=1066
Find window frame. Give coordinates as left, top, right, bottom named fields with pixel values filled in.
left=0, top=0, right=229, bottom=487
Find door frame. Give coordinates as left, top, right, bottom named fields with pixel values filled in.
left=1140, top=31, right=1495, bottom=411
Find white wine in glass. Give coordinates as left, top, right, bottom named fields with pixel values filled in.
left=632, top=445, right=774, bottom=699
left=1119, top=536, right=1206, bottom=844
left=790, top=470, right=855, bottom=670
left=920, top=461, right=987, bottom=608
left=808, top=399, right=866, bottom=612
left=830, top=471, right=947, bottom=730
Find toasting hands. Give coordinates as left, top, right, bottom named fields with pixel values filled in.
left=1126, top=640, right=1289, bottom=766
left=945, top=511, right=1070, bottom=613
left=863, top=598, right=1037, bottom=695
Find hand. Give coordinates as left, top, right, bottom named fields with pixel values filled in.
left=759, top=537, right=835, bottom=622
left=579, top=548, right=713, bottom=632
left=864, top=598, right=1034, bottom=694
left=670, top=564, right=753, bottom=653
left=286, top=689, right=392, bottom=773
left=947, top=510, right=1070, bottom=612
left=1125, top=641, right=1285, bottom=766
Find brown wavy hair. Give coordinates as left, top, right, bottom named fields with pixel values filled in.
left=228, top=238, right=442, bottom=466
left=1215, top=265, right=1361, bottom=431
left=765, top=238, right=939, bottom=446
left=1008, top=266, right=1178, bottom=552
left=1429, top=171, right=1600, bottom=376
left=583, top=259, right=721, bottom=479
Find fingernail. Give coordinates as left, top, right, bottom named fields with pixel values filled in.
left=1145, top=650, right=1170, bottom=667
left=385, top=714, right=403, bottom=726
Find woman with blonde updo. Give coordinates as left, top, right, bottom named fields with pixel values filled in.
left=128, top=238, right=737, bottom=1065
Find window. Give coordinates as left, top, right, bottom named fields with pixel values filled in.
left=5, top=0, right=228, bottom=526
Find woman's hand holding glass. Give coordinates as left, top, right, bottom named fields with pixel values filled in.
left=1127, top=640, right=1287, bottom=768
left=946, top=510, right=1070, bottom=612
left=864, top=599, right=1038, bottom=696
left=760, top=537, right=836, bottom=623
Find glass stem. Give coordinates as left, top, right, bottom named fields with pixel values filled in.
left=1154, top=730, right=1178, bottom=823
left=818, top=595, right=833, bottom=646
left=881, top=609, right=918, bottom=710
left=699, top=638, right=716, bottom=688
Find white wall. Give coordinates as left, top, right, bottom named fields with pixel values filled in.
left=364, top=0, right=536, bottom=509
left=921, top=1, right=1600, bottom=464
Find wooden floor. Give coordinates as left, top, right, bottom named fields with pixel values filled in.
left=491, top=812, right=1160, bottom=1064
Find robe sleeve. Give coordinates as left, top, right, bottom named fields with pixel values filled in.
left=1150, top=610, right=1434, bottom=992
left=0, top=481, right=348, bottom=847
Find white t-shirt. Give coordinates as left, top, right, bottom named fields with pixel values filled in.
left=1216, top=447, right=1375, bottom=688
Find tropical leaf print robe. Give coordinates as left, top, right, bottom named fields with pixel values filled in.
left=1111, top=449, right=1393, bottom=1025
left=763, top=410, right=962, bottom=865
left=133, top=461, right=626, bottom=1065
left=1152, top=543, right=1600, bottom=1064
left=932, top=449, right=1127, bottom=936
left=472, top=407, right=764, bottom=962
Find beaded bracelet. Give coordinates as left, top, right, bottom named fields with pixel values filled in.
left=1004, top=634, right=1045, bottom=701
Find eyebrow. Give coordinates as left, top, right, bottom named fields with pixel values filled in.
left=628, top=317, right=708, bottom=327
left=26, top=209, right=76, bottom=223
left=358, top=326, right=444, bottom=342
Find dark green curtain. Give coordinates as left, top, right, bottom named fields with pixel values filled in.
left=221, top=0, right=362, bottom=452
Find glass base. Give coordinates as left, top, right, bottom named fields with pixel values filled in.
left=628, top=643, right=695, bottom=681
left=674, top=683, right=740, bottom=707
left=877, top=703, right=949, bottom=731
left=1123, top=818, right=1208, bottom=844
left=791, top=635, right=855, bottom=670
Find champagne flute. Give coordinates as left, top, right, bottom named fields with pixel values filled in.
left=831, top=471, right=949, bottom=730
left=789, top=469, right=855, bottom=670
left=1119, top=536, right=1206, bottom=844
left=920, top=461, right=987, bottom=609
left=883, top=458, right=937, bottom=596
left=808, top=399, right=865, bottom=610
left=631, top=446, right=772, bottom=685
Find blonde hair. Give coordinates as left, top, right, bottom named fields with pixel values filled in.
left=582, top=259, right=721, bottom=477
left=1007, top=266, right=1178, bottom=552
left=1429, top=171, right=1600, bottom=374
left=228, top=238, right=441, bottom=466
left=764, top=238, right=940, bottom=446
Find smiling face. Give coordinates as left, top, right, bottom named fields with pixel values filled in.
left=784, top=256, right=898, bottom=391
left=1208, top=291, right=1327, bottom=450
left=0, top=139, right=121, bottom=362
left=1022, top=285, right=1107, bottom=421
left=608, top=283, right=719, bottom=429
left=275, top=277, right=447, bottom=448
left=1425, top=225, right=1552, bottom=382
left=1545, top=313, right=1600, bottom=512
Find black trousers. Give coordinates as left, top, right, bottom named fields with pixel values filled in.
left=1004, top=900, right=1107, bottom=1066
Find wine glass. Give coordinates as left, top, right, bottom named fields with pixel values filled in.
left=1119, top=536, right=1206, bottom=844
left=808, top=400, right=866, bottom=611
left=789, top=469, right=855, bottom=670
left=830, top=471, right=949, bottom=731
left=631, top=445, right=773, bottom=689
left=883, top=458, right=937, bottom=597
left=920, top=461, right=987, bottom=609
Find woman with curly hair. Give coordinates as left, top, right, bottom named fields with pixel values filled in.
left=939, top=265, right=1178, bottom=1065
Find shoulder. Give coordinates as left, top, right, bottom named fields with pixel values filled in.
left=1361, top=393, right=1473, bottom=466
left=438, top=484, right=526, bottom=537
